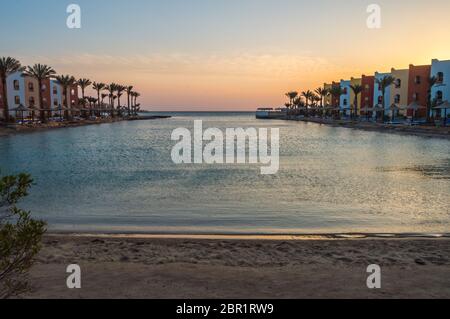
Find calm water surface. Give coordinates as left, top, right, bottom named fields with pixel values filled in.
left=0, top=113, right=449, bottom=234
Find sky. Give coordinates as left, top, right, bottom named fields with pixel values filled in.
left=1, top=0, right=450, bottom=111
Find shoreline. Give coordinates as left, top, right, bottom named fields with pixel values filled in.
left=285, top=117, right=450, bottom=139
left=24, top=234, right=450, bottom=298
left=0, top=115, right=171, bottom=137
left=45, top=231, right=450, bottom=240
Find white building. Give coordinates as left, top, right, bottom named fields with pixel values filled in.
left=431, top=59, right=450, bottom=107
left=339, top=79, right=351, bottom=116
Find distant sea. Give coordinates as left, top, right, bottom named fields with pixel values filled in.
left=0, top=112, right=449, bottom=234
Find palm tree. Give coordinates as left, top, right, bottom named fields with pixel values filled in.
left=427, top=76, right=437, bottom=123
left=116, top=85, right=126, bottom=116
left=101, top=93, right=108, bottom=107
left=55, top=75, right=76, bottom=119
left=315, top=87, right=328, bottom=108
left=92, top=82, right=106, bottom=109
left=285, top=91, right=298, bottom=109
left=77, top=78, right=92, bottom=101
left=301, top=90, right=313, bottom=109
left=0, top=57, right=25, bottom=123
left=376, top=75, right=395, bottom=121
left=133, top=92, right=140, bottom=115
left=105, top=84, right=117, bottom=117
left=350, top=84, right=363, bottom=119
left=23, top=64, right=56, bottom=122
left=126, top=86, right=134, bottom=116
left=329, top=86, right=344, bottom=118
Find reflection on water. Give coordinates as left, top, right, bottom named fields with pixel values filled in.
left=0, top=112, right=449, bottom=234
left=377, top=160, right=450, bottom=180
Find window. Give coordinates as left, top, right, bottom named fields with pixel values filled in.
left=29, top=97, right=35, bottom=107
left=415, top=76, right=421, bottom=84
left=41, top=84, right=47, bottom=91
left=71, top=89, right=75, bottom=95
left=13, top=80, right=20, bottom=90
left=28, top=82, right=34, bottom=92
left=365, top=84, right=370, bottom=91
left=343, top=88, right=348, bottom=94
left=395, top=79, right=401, bottom=88
left=378, top=96, right=383, bottom=104
left=394, top=94, right=401, bottom=103
left=42, top=98, right=48, bottom=107
left=412, top=93, right=419, bottom=101
left=15, top=96, right=20, bottom=104
left=71, top=100, right=75, bottom=105
left=365, top=97, right=369, bottom=101
left=53, top=99, right=58, bottom=106
left=436, top=90, right=443, bottom=103
left=53, top=87, right=58, bottom=95
left=437, top=72, right=444, bottom=83
left=343, top=99, right=348, bottom=106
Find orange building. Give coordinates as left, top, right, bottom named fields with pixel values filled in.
left=407, top=64, right=431, bottom=118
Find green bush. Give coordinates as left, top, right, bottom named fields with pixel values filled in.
left=0, top=172, right=46, bottom=299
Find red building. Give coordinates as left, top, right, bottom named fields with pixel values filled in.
left=407, top=64, right=431, bottom=118
left=69, top=84, right=79, bottom=107
left=360, top=74, right=374, bottom=115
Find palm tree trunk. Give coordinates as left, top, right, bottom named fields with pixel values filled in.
left=1, top=77, right=9, bottom=123
left=38, top=79, right=46, bottom=123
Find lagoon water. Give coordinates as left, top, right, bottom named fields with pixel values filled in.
left=0, top=112, right=449, bottom=234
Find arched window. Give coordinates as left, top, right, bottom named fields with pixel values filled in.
left=415, top=76, right=421, bottom=84
left=378, top=96, right=383, bottom=104
left=394, top=94, right=401, bottom=103
left=29, top=97, right=35, bottom=107
left=436, top=90, right=443, bottom=102
left=437, top=72, right=444, bottom=83
left=395, top=79, right=401, bottom=88
left=15, top=96, right=20, bottom=104
left=13, top=80, right=20, bottom=90
left=28, top=82, right=34, bottom=92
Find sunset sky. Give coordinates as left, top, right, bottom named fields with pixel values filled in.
left=1, top=0, right=450, bottom=111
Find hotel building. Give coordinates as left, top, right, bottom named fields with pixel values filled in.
left=407, top=64, right=431, bottom=118
left=339, top=79, right=351, bottom=116
left=324, top=83, right=332, bottom=106
left=331, top=81, right=340, bottom=107
left=374, top=71, right=392, bottom=116
left=430, top=59, right=450, bottom=107
left=390, top=68, right=410, bottom=116
left=361, top=74, right=375, bottom=115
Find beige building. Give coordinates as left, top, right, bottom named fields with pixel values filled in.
left=390, top=68, right=409, bottom=116
left=324, top=83, right=332, bottom=106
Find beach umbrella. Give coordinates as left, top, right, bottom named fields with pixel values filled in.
left=404, top=101, right=426, bottom=121
left=433, top=101, right=450, bottom=126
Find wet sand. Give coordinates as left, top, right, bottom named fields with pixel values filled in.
left=23, top=235, right=450, bottom=299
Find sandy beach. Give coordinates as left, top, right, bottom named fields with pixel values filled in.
left=23, top=234, right=450, bottom=299
left=0, top=116, right=170, bottom=137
